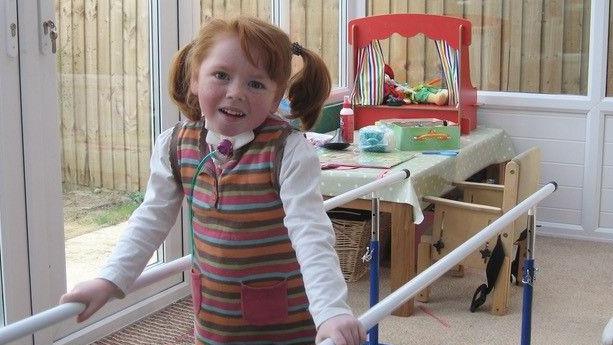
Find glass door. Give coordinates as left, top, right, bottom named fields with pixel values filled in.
left=1, top=1, right=187, bottom=344
left=55, top=0, right=158, bottom=292
left=53, top=0, right=186, bottom=343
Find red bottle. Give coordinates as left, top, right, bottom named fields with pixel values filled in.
left=339, top=96, right=354, bottom=143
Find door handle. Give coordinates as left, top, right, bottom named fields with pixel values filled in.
left=42, top=20, right=57, bottom=54
left=4, top=0, right=17, bottom=58
left=37, top=0, right=56, bottom=55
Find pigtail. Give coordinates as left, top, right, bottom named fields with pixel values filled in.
left=287, top=47, right=331, bottom=130
left=168, top=42, right=201, bottom=121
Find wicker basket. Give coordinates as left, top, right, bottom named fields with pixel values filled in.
left=328, top=209, right=391, bottom=282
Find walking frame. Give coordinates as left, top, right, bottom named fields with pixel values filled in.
left=0, top=170, right=557, bottom=345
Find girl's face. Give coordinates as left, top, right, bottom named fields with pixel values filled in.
left=190, top=33, right=280, bottom=137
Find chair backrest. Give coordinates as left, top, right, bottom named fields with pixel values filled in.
left=501, top=147, right=541, bottom=237
left=426, top=147, right=541, bottom=267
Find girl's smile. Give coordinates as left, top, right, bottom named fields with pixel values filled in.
left=219, top=107, right=245, bottom=118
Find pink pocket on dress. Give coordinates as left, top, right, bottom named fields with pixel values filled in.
left=240, top=279, right=288, bottom=326
left=190, top=268, right=202, bottom=315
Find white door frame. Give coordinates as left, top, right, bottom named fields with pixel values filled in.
left=0, top=0, right=33, bottom=344
left=17, top=1, right=66, bottom=343
left=10, top=1, right=68, bottom=344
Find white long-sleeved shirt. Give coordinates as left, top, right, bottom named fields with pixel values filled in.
left=99, top=126, right=352, bottom=327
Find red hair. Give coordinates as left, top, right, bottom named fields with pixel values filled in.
left=168, top=17, right=330, bottom=130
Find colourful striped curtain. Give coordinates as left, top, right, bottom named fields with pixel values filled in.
left=351, top=41, right=385, bottom=105
left=434, top=40, right=459, bottom=105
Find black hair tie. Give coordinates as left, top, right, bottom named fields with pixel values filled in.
left=290, top=42, right=304, bottom=56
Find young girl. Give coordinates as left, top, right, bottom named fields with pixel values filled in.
left=60, top=17, right=366, bottom=345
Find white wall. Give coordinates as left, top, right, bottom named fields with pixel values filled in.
left=478, top=108, right=613, bottom=243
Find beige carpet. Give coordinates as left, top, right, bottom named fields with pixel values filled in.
left=95, top=236, right=613, bottom=344
left=93, top=298, right=194, bottom=345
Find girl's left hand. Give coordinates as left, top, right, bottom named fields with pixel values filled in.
left=315, top=314, right=366, bottom=345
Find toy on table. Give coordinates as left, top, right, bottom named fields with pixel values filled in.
left=382, top=64, right=448, bottom=106
left=357, top=125, right=395, bottom=152
left=409, top=83, right=449, bottom=106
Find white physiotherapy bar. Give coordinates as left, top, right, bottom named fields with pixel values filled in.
left=322, top=169, right=410, bottom=210
left=0, top=256, right=195, bottom=344
left=0, top=169, right=411, bottom=344
left=320, top=182, right=557, bottom=345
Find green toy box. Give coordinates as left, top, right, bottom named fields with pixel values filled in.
left=375, top=118, right=460, bottom=151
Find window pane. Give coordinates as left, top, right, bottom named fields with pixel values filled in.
left=366, top=0, right=590, bottom=95
left=56, top=0, right=155, bottom=290
left=196, top=1, right=343, bottom=90
left=289, top=0, right=341, bottom=88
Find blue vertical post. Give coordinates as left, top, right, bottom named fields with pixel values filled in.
left=520, top=207, right=536, bottom=345
left=368, top=241, right=380, bottom=344
left=520, top=259, right=534, bottom=345
left=368, top=193, right=380, bottom=345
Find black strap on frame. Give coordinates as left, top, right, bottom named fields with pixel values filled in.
left=470, top=235, right=505, bottom=312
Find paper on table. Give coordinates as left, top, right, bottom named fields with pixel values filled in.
left=317, top=146, right=416, bottom=169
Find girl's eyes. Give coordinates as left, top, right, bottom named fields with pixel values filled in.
left=248, top=81, right=266, bottom=90
left=213, top=71, right=266, bottom=90
left=214, top=71, right=229, bottom=80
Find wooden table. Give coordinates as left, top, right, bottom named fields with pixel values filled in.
left=319, top=127, right=515, bottom=316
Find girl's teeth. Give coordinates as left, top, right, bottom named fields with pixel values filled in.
left=221, top=108, right=244, bottom=117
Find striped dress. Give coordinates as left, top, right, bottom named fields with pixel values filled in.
left=174, top=117, right=317, bottom=345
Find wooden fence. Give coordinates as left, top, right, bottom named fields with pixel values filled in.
left=198, top=0, right=340, bottom=87
left=199, top=1, right=271, bottom=23
left=58, top=0, right=597, bottom=192
left=287, top=1, right=340, bottom=87
left=56, top=0, right=151, bottom=192
left=366, top=0, right=591, bottom=95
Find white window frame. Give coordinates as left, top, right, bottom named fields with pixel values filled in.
left=583, top=0, right=613, bottom=238
left=336, top=0, right=366, bottom=103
